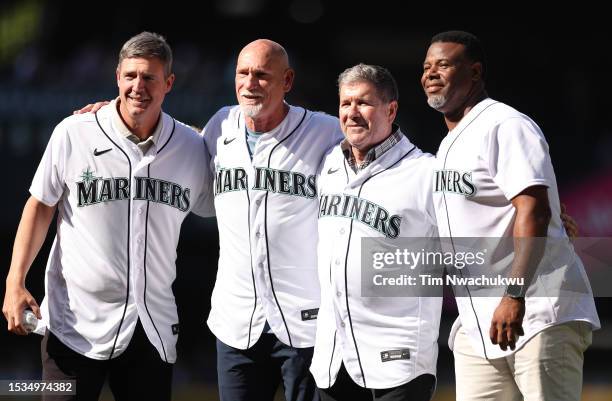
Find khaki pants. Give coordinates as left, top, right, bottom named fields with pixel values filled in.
left=454, top=321, right=592, bottom=401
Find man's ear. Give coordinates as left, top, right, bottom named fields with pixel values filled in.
left=165, top=73, right=176, bottom=94
left=472, top=62, right=483, bottom=82
left=284, top=68, right=295, bottom=93
left=388, top=100, right=399, bottom=123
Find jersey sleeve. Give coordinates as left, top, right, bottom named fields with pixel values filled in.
left=201, top=107, right=228, bottom=157
left=420, top=156, right=438, bottom=228
left=329, top=118, right=344, bottom=151
left=190, top=135, right=216, bottom=217
left=486, top=117, right=554, bottom=200
left=29, top=121, right=70, bottom=206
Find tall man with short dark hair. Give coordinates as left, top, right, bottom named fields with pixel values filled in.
left=422, top=30, right=599, bottom=401
left=3, top=31, right=214, bottom=401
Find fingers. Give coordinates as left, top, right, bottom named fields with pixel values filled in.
left=497, top=322, right=507, bottom=350
left=91, top=101, right=109, bottom=112
left=28, top=299, right=41, bottom=320
left=560, top=203, right=579, bottom=238
left=3, top=286, right=38, bottom=335
left=72, top=101, right=109, bottom=115
left=489, top=322, right=498, bottom=345
left=505, top=325, right=516, bottom=351
left=7, top=311, right=27, bottom=336
left=73, top=104, right=94, bottom=115
left=490, top=319, right=525, bottom=351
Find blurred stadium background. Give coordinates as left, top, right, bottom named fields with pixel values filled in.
left=0, top=1, right=610, bottom=400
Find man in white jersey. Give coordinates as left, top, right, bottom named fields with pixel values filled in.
left=310, top=64, right=439, bottom=401
left=202, top=39, right=344, bottom=401
left=2, top=32, right=214, bottom=401
left=421, top=30, right=600, bottom=400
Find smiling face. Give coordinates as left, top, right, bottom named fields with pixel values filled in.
left=116, top=57, right=174, bottom=129
left=421, top=41, right=482, bottom=116
left=235, top=40, right=294, bottom=125
left=339, top=80, right=398, bottom=159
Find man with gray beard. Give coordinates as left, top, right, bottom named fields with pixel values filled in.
left=202, top=39, right=343, bottom=401
left=421, top=30, right=599, bottom=401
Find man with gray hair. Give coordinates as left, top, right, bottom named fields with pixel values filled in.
left=2, top=31, right=214, bottom=401
left=202, top=38, right=343, bottom=401
left=310, top=63, right=439, bottom=400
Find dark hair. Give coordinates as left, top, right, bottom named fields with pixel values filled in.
left=337, top=63, right=398, bottom=103
left=431, top=30, right=486, bottom=78
left=118, top=31, right=173, bottom=77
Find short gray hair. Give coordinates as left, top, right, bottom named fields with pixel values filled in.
left=338, top=63, right=399, bottom=103
left=118, top=32, right=173, bottom=77
left=337, top=63, right=398, bottom=103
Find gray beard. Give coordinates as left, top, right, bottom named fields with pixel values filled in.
left=427, top=94, right=447, bottom=110
left=241, top=103, right=264, bottom=118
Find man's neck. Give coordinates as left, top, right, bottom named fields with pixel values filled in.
left=117, top=100, right=159, bottom=140
left=351, top=128, right=395, bottom=166
left=444, top=89, right=488, bottom=131
left=352, top=147, right=368, bottom=166
left=245, top=102, right=289, bottom=133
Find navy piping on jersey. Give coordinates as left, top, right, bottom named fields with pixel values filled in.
left=341, top=145, right=416, bottom=387
left=156, top=118, right=176, bottom=153
left=440, top=101, right=499, bottom=360
left=238, top=111, right=260, bottom=349
left=245, top=184, right=259, bottom=349
left=327, top=248, right=337, bottom=387
left=263, top=107, right=308, bottom=347
left=95, top=111, right=132, bottom=360
left=342, top=157, right=350, bottom=185
left=141, top=118, right=176, bottom=363
left=328, top=330, right=337, bottom=388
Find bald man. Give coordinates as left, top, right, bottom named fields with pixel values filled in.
left=202, top=39, right=343, bottom=401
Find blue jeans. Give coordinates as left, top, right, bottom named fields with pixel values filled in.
left=216, top=333, right=318, bottom=401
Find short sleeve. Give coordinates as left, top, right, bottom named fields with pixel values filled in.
left=487, top=117, right=554, bottom=200
left=420, top=156, right=438, bottom=227
left=201, top=108, right=225, bottom=158
left=29, top=122, right=69, bottom=206
left=190, top=134, right=216, bottom=217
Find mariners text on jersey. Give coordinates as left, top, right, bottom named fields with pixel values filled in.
left=319, top=193, right=402, bottom=238
left=433, top=169, right=476, bottom=197
left=77, top=171, right=191, bottom=211
left=214, top=166, right=317, bottom=199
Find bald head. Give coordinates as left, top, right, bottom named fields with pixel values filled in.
left=235, top=39, right=295, bottom=131
left=238, top=39, right=290, bottom=70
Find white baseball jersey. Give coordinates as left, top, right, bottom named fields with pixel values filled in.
left=432, top=97, right=600, bottom=359
left=310, top=133, right=442, bottom=389
left=31, top=101, right=214, bottom=362
left=203, top=104, right=344, bottom=349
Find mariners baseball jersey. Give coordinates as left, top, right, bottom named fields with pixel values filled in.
left=432, top=98, right=600, bottom=359
left=310, top=133, right=441, bottom=389
left=30, top=101, right=214, bottom=362
left=203, top=104, right=344, bottom=349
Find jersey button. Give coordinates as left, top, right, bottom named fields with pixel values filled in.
left=256, top=232, right=261, bottom=238
left=340, top=322, right=345, bottom=327
left=335, top=259, right=341, bottom=266
left=336, top=291, right=342, bottom=297
left=259, top=263, right=264, bottom=268
left=339, top=228, right=345, bottom=235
